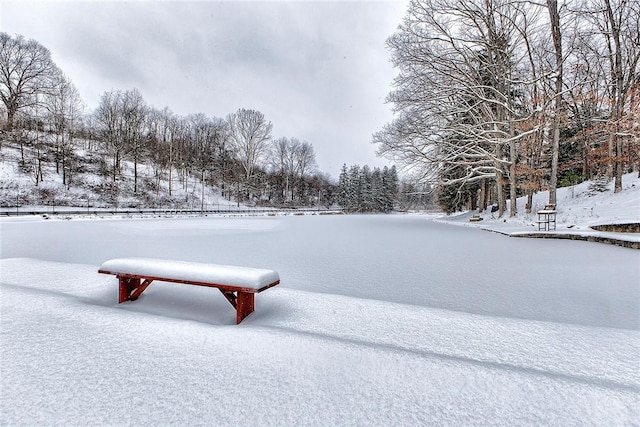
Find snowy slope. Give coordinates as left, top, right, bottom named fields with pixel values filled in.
left=0, top=138, right=236, bottom=209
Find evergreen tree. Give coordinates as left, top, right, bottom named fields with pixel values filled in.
left=348, top=164, right=361, bottom=212
left=337, top=164, right=350, bottom=209
left=337, top=163, right=399, bottom=213
left=382, top=165, right=398, bottom=212
left=371, top=167, right=384, bottom=212
left=360, top=165, right=373, bottom=212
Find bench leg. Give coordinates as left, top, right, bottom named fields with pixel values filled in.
left=236, top=292, right=255, bottom=324
left=119, top=277, right=138, bottom=303
left=118, top=277, right=153, bottom=302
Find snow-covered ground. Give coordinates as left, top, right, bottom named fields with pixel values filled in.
left=1, top=208, right=638, bottom=425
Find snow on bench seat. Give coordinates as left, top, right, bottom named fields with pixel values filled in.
left=98, top=258, right=280, bottom=323
left=99, top=258, right=280, bottom=291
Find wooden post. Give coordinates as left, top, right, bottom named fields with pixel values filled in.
left=118, top=277, right=139, bottom=303
left=118, top=277, right=152, bottom=302
left=236, top=292, right=255, bottom=324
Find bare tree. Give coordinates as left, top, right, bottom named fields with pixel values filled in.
left=95, top=90, right=123, bottom=181
left=376, top=0, right=540, bottom=217
left=147, top=107, right=178, bottom=196
left=226, top=108, right=272, bottom=201
left=94, top=88, right=147, bottom=188
left=47, top=75, right=84, bottom=188
left=270, top=137, right=293, bottom=202
left=120, top=88, right=147, bottom=192
left=0, top=33, right=61, bottom=131
left=578, top=0, right=640, bottom=192
left=269, top=137, right=317, bottom=203
left=296, top=141, right=316, bottom=180
left=294, top=141, right=317, bottom=201
left=186, top=113, right=228, bottom=209
left=601, top=0, right=640, bottom=192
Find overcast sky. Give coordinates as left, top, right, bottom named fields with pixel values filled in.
left=2, top=1, right=407, bottom=178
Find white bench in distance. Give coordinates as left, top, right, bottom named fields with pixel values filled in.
left=99, top=258, right=280, bottom=324
left=536, top=204, right=557, bottom=231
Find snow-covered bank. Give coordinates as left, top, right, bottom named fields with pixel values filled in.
left=1, top=258, right=638, bottom=426
left=435, top=172, right=640, bottom=248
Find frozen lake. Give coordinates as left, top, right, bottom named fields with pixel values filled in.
left=2, top=213, right=639, bottom=425
left=2, top=214, right=638, bottom=329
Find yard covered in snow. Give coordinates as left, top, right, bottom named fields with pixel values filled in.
left=1, top=211, right=639, bottom=425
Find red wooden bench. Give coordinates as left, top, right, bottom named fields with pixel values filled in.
left=98, top=258, right=280, bottom=324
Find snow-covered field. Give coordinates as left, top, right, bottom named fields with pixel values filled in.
left=1, top=208, right=639, bottom=424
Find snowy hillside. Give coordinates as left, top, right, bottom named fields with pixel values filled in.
left=0, top=137, right=238, bottom=210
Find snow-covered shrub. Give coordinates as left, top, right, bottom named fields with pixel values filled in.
left=587, top=176, right=609, bottom=195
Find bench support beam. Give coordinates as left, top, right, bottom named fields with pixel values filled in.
left=220, top=289, right=237, bottom=308
left=131, top=279, right=153, bottom=301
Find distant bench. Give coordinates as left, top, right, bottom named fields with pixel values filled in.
left=536, top=204, right=557, bottom=231
left=98, top=258, right=280, bottom=324
left=469, top=214, right=483, bottom=222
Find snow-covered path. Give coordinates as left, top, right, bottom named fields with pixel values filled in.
left=1, top=215, right=639, bottom=425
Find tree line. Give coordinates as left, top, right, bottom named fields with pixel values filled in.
left=374, top=0, right=639, bottom=215
left=337, top=164, right=399, bottom=213
left=0, top=32, right=340, bottom=209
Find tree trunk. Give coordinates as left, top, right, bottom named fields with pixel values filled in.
left=201, top=170, right=206, bottom=212
left=603, top=0, right=625, bottom=193
left=168, top=143, right=173, bottom=196
left=478, top=179, right=488, bottom=212
left=134, top=158, right=138, bottom=193
left=494, top=135, right=506, bottom=217
left=62, top=154, right=66, bottom=186
left=615, top=138, right=623, bottom=192
left=5, top=107, right=16, bottom=132
left=547, top=0, right=562, bottom=206
left=550, top=124, right=560, bottom=205
left=525, top=190, right=533, bottom=214
left=113, top=152, right=119, bottom=182
left=19, top=136, right=24, bottom=164
left=582, top=139, right=590, bottom=180
left=168, top=166, right=173, bottom=196
left=509, top=124, right=517, bottom=217
left=55, top=135, right=60, bottom=174
left=607, top=134, right=615, bottom=180
left=496, top=167, right=506, bottom=217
